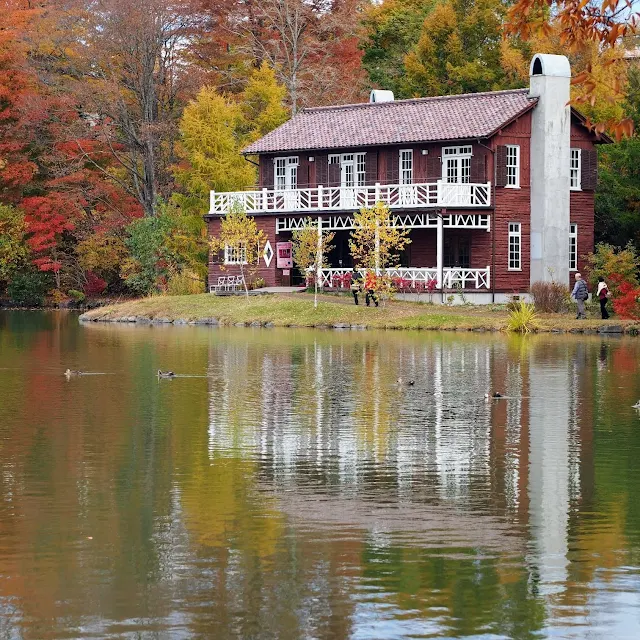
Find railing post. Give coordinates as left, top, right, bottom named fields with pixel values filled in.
left=487, top=181, right=492, bottom=207
left=262, top=188, right=268, bottom=213
left=436, top=180, right=442, bottom=207
left=375, top=182, right=381, bottom=206
left=210, top=190, right=215, bottom=213
left=317, top=184, right=323, bottom=211
left=486, top=265, right=491, bottom=290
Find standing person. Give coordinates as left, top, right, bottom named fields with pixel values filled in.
left=350, top=267, right=362, bottom=305
left=364, top=271, right=379, bottom=307
left=597, top=276, right=610, bottom=319
left=571, top=272, right=588, bottom=319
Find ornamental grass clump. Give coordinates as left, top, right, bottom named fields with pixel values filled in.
left=507, top=301, right=539, bottom=333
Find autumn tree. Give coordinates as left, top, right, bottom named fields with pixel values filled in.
left=360, top=0, right=437, bottom=97
left=72, top=0, right=200, bottom=217
left=505, top=0, right=637, bottom=136
left=174, top=63, right=288, bottom=216
left=349, top=202, right=411, bottom=272
left=404, top=0, right=527, bottom=96
left=0, top=203, right=30, bottom=287
left=209, top=205, right=266, bottom=296
left=291, top=218, right=335, bottom=307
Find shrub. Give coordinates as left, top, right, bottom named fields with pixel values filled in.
left=507, top=301, right=539, bottom=333
left=608, top=274, right=640, bottom=319
left=252, top=277, right=265, bottom=290
left=505, top=295, right=522, bottom=312
left=7, top=271, right=52, bottom=307
left=584, top=243, right=639, bottom=297
left=68, top=289, right=86, bottom=303
left=83, top=271, right=107, bottom=296
left=529, top=281, right=569, bottom=312
left=166, top=269, right=204, bottom=296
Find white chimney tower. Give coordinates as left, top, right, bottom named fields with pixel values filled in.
left=529, top=54, right=571, bottom=285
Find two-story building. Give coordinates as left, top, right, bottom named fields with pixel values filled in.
left=205, top=53, right=610, bottom=302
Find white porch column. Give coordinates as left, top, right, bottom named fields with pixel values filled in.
left=375, top=221, right=381, bottom=275
left=210, top=190, right=215, bottom=213
left=316, top=216, right=323, bottom=286
left=436, top=214, right=444, bottom=289
left=262, top=188, right=268, bottom=212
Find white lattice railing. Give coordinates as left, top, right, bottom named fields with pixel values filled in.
left=210, top=181, right=491, bottom=214
left=313, top=267, right=491, bottom=290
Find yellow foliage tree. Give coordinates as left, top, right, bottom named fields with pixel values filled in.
left=349, top=202, right=411, bottom=272
left=242, top=62, right=289, bottom=141
left=291, top=218, right=335, bottom=307
left=0, top=204, right=30, bottom=285
left=209, top=205, right=266, bottom=297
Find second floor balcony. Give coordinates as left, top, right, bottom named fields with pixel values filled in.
left=209, top=181, right=492, bottom=215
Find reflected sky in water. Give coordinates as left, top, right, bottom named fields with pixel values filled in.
left=1, top=312, right=639, bottom=639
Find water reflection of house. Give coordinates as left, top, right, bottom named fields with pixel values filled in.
left=207, top=337, right=589, bottom=575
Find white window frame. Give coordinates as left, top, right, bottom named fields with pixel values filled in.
left=442, top=145, right=472, bottom=184
left=274, top=156, right=299, bottom=190
left=569, top=223, right=577, bottom=271
left=400, top=149, right=413, bottom=185
left=506, top=145, right=520, bottom=188
left=508, top=222, right=521, bottom=271
left=224, top=242, right=247, bottom=265
left=570, top=148, right=581, bottom=191
left=332, top=152, right=367, bottom=187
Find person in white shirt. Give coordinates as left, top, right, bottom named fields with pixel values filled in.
left=596, top=276, right=610, bottom=319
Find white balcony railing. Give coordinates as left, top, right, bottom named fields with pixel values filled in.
left=210, top=181, right=491, bottom=214
left=315, top=267, right=491, bottom=291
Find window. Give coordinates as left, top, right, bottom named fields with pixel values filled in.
left=224, top=243, right=247, bottom=265
left=506, top=145, right=520, bottom=188
left=570, top=149, right=581, bottom=190
left=356, top=153, right=366, bottom=186
left=442, top=145, right=472, bottom=183
left=400, top=149, right=413, bottom=185
left=569, top=223, right=577, bottom=271
left=508, top=223, right=521, bottom=271
left=333, top=152, right=367, bottom=187
left=274, top=156, right=298, bottom=190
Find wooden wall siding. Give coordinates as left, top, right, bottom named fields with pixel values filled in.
left=207, top=216, right=281, bottom=288
left=492, top=185, right=531, bottom=292
left=308, top=155, right=317, bottom=187
left=493, top=115, right=532, bottom=188
left=571, top=120, right=595, bottom=142
left=366, top=151, right=378, bottom=184
left=570, top=191, right=595, bottom=280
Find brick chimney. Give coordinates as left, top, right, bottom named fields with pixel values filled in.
left=529, top=53, right=571, bottom=285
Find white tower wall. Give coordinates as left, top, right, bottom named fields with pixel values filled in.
left=529, top=54, right=571, bottom=285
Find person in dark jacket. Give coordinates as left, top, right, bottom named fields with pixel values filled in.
left=350, top=268, right=363, bottom=305
left=571, top=272, right=588, bottom=319
left=596, top=276, right=610, bottom=319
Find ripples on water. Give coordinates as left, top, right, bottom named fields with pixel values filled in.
left=1, top=312, right=640, bottom=639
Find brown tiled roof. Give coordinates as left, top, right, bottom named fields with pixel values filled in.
left=243, top=88, right=537, bottom=154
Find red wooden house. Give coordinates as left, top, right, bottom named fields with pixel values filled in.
left=205, top=54, right=610, bottom=302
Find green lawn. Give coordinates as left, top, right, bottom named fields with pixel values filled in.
left=79, top=292, right=640, bottom=334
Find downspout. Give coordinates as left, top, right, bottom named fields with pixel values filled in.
left=477, top=139, right=496, bottom=303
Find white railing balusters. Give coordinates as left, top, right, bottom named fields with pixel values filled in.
left=209, top=181, right=491, bottom=214
left=313, top=267, right=490, bottom=291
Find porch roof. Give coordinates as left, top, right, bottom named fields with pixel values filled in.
left=243, top=88, right=538, bottom=154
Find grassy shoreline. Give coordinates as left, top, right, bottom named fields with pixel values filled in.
left=78, top=293, right=640, bottom=334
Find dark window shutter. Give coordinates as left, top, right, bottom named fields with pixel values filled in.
left=328, top=161, right=341, bottom=187
left=386, top=149, right=399, bottom=184
left=581, top=148, right=598, bottom=190
left=365, top=151, right=378, bottom=184
left=426, top=154, right=441, bottom=181
left=262, top=156, right=274, bottom=189
left=470, top=153, right=486, bottom=183
left=316, top=154, right=328, bottom=186
left=495, top=145, right=508, bottom=187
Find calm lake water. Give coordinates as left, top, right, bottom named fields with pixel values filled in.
left=1, top=312, right=640, bottom=639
